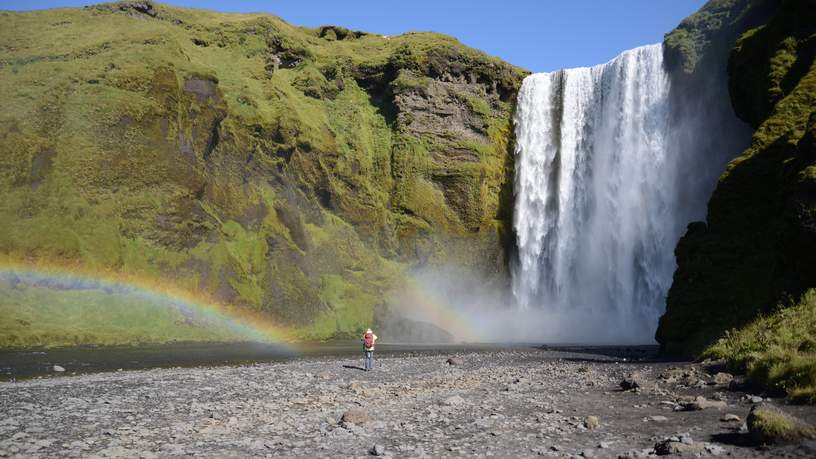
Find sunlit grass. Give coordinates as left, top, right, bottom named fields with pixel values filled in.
left=0, top=282, right=249, bottom=349
left=704, top=289, right=816, bottom=403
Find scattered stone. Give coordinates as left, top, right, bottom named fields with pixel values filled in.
left=747, top=395, right=764, bottom=404
left=679, top=396, right=726, bottom=411
left=53, top=365, right=65, bottom=372
left=441, top=395, right=466, bottom=406
left=713, top=372, right=733, bottom=385
left=720, top=413, right=741, bottom=422
left=619, top=449, right=655, bottom=458
left=646, top=415, right=669, bottom=423
left=747, top=403, right=816, bottom=445
left=654, top=433, right=704, bottom=455
left=446, top=357, right=463, bottom=366
left=0, top=348, right=776, bottom=458
left=799, top=440, right=816, bottom=454
left=704, top=444, right=725, bottom=456
left=584, top=415, right=600, bottom=430
left=620, top=373, right=643, bottom=391
left=340, top=408, right=370, bottom=425
left=729, top=377, right=747, bottom=391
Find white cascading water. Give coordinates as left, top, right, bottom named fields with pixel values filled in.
left=512, top=44, right=712, bottom=343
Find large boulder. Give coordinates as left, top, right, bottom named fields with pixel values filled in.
left=747, top=403, right=816, bottom=445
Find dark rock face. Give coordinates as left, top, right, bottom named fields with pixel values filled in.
left=657, top=0, right=816, bottom=357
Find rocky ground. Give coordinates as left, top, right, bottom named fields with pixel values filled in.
left=1, top=348, right=815, bottom=458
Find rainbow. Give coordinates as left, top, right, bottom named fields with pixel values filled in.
left=0, top=257, right=293, bottom=347
left=393, top=278, right=485, bottom=343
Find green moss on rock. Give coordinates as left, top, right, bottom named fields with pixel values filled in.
left=0, top=1, right=525, bottom=345
left=747, top=403, right=816, bottom=444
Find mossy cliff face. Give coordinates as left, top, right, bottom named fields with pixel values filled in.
left=0, top=1, right=525, bottom=342
left=657, top=0, right=816, bottom=356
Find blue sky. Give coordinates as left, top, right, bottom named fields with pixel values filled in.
left=1, top=1, right=706, bottom=72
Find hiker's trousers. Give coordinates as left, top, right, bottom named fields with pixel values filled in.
left=365, top=351, right=374, bottom=370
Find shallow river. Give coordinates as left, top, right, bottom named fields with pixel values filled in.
left=0, top=341, right=658, bottom=380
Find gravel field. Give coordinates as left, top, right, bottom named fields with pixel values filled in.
left=1, top=347, right=815, bottom=458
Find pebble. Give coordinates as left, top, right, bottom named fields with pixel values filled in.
left=584, top=415, right=600, bottom=430
left=341, top=408, right=370, bottom=425
left=705, top=443, right=726, bottom=456
left=441, top=395, right=466, bottom=406
left=0, top=349, right=765, bottom=457
left=53, top=365, right=65, bottom=372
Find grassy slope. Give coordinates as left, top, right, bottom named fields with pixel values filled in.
left=704, top=290, right=816, bottom=403
left=0, top=280, right=252, bottom=348
left=0, top=1, right=524, bottom=347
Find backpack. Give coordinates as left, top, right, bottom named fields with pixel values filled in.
left=363, top=332, right=374, bottom=348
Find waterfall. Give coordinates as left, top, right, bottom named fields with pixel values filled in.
left=512, top=44, right=730, bottom=343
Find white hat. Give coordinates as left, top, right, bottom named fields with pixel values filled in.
left=366, top=328, right=373, bottom=333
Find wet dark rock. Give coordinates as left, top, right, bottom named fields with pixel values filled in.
left=620, top=373, right=643, bottom=391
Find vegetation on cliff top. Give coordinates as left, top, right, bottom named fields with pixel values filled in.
left=663, top=0, right=775, bottom=75
left=0, top=1, right=526, bottom=347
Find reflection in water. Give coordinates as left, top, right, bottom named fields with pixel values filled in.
left=0, top=341, right=544, bottom=380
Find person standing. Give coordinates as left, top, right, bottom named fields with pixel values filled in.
left=362, top=328, right=378, bottom=371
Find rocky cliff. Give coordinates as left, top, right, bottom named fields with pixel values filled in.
left=0, top=1, right=525, bottom=341
left=657, top=0, right=816, bottom=356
